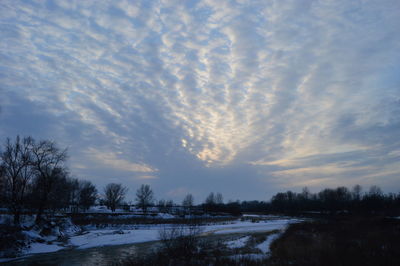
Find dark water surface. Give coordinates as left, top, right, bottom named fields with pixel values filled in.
left=5, top=241, right=160, bottom=266
left=4, top=233, right=246, bottom=265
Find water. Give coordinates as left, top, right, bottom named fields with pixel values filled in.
left=4, top=233, right=264, bottom=265
left=5, top=234, right=242, bottom=265
left=5, top=241, right=160, bottom=266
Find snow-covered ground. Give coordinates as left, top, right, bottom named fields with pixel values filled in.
left=70, top=229, right=159, bottom=249
left=209, top=219, right=297, bottom=234
left=224, top=231, right=283, bottom=261
left=256, top=232, right=281, bottom=254
left=51, top=218, right=299, bottom=252
left=225, top=236, right=250, bottom=249
left=28, top=242, right=65, bottom=254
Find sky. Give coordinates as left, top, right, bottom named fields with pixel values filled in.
left=1, top=0, right=399, bottom=203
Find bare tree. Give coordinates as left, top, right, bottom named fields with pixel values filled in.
left=45, top=171, right=72, bottom=214
left=67, top=177, right=80, bottom=212
left=166, top=199, right=174, bottom=213
left=104, top=183, right=127, bottom=212
left=78, top=180, right=97, bottom=211
left=0, top=136, right=34, bottom=225
left=352, top=184, right=362, bottom=200
left=30, top=139, right=68, bottom=224
left=369, top=185, right=382, bottom=197
left=135, top=184, right=154, bottom=215
left=183, top=194, right=194, bottom=215
left=183, top=194, right=194, bottom=208
left=205, top=192, right=215, bottom=205
left=204, top=192, right=216, bottom=213
left=301, top=187, right=311, bottom=200
left=215, top=193, right=223, bottom=204
left=158, top=199, right=167, bottom=213
left=0, top=165, right=5, bottom=206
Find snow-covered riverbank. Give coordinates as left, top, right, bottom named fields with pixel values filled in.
left=1, top=216, right=301, bottom=263
left=31, top=219, right=298, bottom=254
left=69, top=218, right=299, bottom=250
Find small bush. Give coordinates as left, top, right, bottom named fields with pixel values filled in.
left=158, top=221, right=203, bottom=260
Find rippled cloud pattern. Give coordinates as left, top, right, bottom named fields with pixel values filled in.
left=1, top=0, right=399, bottom=200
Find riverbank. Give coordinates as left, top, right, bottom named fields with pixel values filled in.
left=1, top=216, right=300, bottom=264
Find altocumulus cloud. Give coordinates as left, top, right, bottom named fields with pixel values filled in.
left=0, top=0, right=399, bottom=201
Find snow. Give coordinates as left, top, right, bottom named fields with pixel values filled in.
left=242, top=214, right=286, bottom=218
left=225, top=236, right=250, bottom=249
left=86, top=206, right=131, bottom=214
left=13, top=218, right=81, bottom=258
left=68, top=218, right=299, bottom=250
left=28, top=243, right=65, bottom=254
left=0, top=214, right=13, bottom=224
left=70, top=229, right=159, bottom=249
left=229, top=253, right=267, bottom=260
left=22, top=229, right=42, bottom=239
left=156, top=213, right=175, bottom=219
left=208, top=219, right=298, bottom=234
left=256, top=232, right=281, bottom=254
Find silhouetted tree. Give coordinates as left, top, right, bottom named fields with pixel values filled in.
left=0, top=136, right=34, bottom=225
left=271, top=191, right=299, bottom=213
left=182, top=194, right=194, bottom=213
left=65, top=178, right=80, bottom=212
left=363, top=185, right=384, bottom=212
left=368, top=185, right=382, bottom=197
left=158, top=199, right=167, bottom=213
left=78, top=180, right=97, bottom=211
left=0, top=165, right=5, bottom=206
left=165, top=199, right=174, bottom=213
left=205, top=192, right=215, bottom=205
left=215, top=193, right=223, bottom=205
left=104, top=183, right=127, bottom=212
left=226, top=200, right=242, bottom=216
left=135, top=184, right=154, bottom=215
left=268, top=185, right=400, bottom=215
left=46, top=172, right=72, bottom=213
left=203, top=192, right=216, bottom=212
left=352, top=184, right=362, bottom=200
left=301, top=187, right=311, bottom=200
left=30, top=139, right=68, bottom=224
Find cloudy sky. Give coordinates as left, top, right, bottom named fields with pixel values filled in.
left=1, top=0, right=399, bottom=203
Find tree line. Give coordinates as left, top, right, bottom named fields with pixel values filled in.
left=0, top=136, right=197, bottom=225
left=0, top=136, right=98, bottom=225
left=2, top=136, right=399, bottom=227
left=268, top=185, right=400, bottom=214
left=198, top=185, right=400, bottom=215
left=0, top=136, right=172, bottom=225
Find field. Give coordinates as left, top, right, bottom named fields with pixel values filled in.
left=268, top=215, right=400, bottom=266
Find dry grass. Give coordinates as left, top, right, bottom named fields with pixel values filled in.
left=268, top=216, right=400, bottom=266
